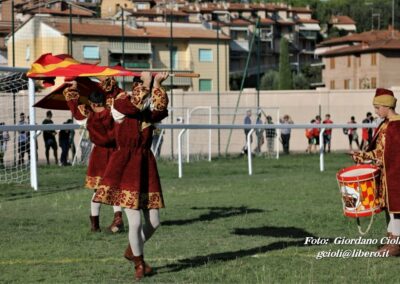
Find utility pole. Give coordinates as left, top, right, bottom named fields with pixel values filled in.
left=69, top=3, right=73, bottom=56
left=169, top=0, right=174, bottom=158
left=392, top=0, right=395, bottom=38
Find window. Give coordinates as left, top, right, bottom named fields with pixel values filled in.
left=330, top=80, right=335, bottom=89
left=83, top=46, right=100, bottom=59
left=371, top=53, right=377, bottom=66
left=171, top=47, right=178, bottom=69
left=344, top=79, right=351, bottom=89
left=371, top=77, right=377, bottom=88
left=347, top=56, right=351, bottom=67
left=199, top=79, right=212, bottom=91
left=199, top=49, right=213, bottom=62
left=330, top=58, right=335, bottom=69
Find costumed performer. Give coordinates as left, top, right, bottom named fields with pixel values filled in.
left=352, top=88, right=400, bottom=256
left=93, top=71, right=169, bottom=280
left=63, top=77, right=124, bottom=233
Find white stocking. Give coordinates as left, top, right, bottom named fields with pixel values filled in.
left=91, top=192, right=101, bottom=216
left=141, top=209, right=160, bottom=242
left=113, top=206, right=122, bottom=213
left=388, top=213, right=400, bottom=235
left=125, top=208, right=144, bottom=256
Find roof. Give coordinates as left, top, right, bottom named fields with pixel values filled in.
left=258, top=18, right=275, bottom=25
left=321, top=38, right=400, bottom=56
left=329, top=15, right=356, bottom=25
left=125, top=8, right=189, bottom=17
left=229, top=18, right=253, bottom=27
left=289, top=7, right=312, bottom=13
left=277, top=19, right=295, bottom=26
left=250, top=3, right=277, bottom=11
left=21, top=0, right=95, bottom=17
left=44, top=20, right=230, bottom=40
left=24, top=7, right=94, bottom=17
left=318, top=29, right=400, bottom=47
left=296, top=18, right=319, bottom=24
left=226, top=3, right=253, bottom=12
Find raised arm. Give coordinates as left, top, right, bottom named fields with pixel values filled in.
left=62, top=82, right=89, bottom=122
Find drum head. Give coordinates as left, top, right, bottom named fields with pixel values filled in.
left=337, top=164, right=379, bottom=182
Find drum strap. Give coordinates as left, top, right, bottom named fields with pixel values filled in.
left=356, top=213, right=375, bottom=235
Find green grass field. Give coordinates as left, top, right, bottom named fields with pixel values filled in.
left=1, top=154, right=399, bottom=283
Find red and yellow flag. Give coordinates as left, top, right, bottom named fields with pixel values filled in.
left=27, top=53, right=139, bottom=78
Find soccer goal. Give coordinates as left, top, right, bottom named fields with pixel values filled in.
left=0, top=66, right=38, bottom=190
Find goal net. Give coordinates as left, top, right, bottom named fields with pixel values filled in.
left=0, top=70, right=29, bottom=185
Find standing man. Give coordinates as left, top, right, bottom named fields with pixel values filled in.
left=241, top=109, right=252, bottom=155
left=42, top=110, right=58, bottom=165
left=323, top=114, right=333, bottom=153
left=265, top=115, right=276, bottom=157
left=18, top=113, right=28, bottom=165
left=280, top=114, right=293, bottom=154
left=361, top=112, right=373, bottom=150
left=254, top=111, right=264, bottom=155
left=59, top=119, right=72, bottom=166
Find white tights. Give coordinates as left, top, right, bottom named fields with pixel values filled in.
left=90, top=192, right=122, bottom=216
left=388, top=213, right=400, bottom=236
left=125, top=208, right=160, bottom=256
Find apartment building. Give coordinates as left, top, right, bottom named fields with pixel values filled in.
left=317, top=28, right=400, bottom=89
left=104, top=1, right=321, bottom=76
left=7, top=15, right=230, bottom=91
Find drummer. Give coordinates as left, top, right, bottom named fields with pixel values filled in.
left=352, top=88, right=400, bottom=257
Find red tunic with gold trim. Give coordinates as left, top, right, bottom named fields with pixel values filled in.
left=93, top=84, right=168, bottom=209
left=357, top=116, right=400, bottom=213
left=63, top=85, right=116, bottom=190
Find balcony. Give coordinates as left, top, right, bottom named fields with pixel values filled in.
left=109, top=60, right=150, bottom=69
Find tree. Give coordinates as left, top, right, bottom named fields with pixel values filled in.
left=260, top=70, right=279, bottom=90
left=278, top=38, right=292, bottom=90
left=292, top=72, right=309, bottom=90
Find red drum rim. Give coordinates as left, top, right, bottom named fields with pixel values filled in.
left=344, top=207, right=382, bottom=218
left=337, top=164, right=380, bottom=182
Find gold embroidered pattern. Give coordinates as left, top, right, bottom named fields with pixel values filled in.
left=100, top=76, right=117, bottom=93
left=115, top=92, right=128, bottom=101
left=93, top=185, right=164, bottom=209
left=105, top=97, right=113, bottom=108
left=131, top=84, right=150, bottom=110
left=85, top=176, right=102, bottom=190
left=63, top=86, right=79, bottom=101
left=151, top=87, right=169, bottom=111
left=357, top=121, right=388, bottom=208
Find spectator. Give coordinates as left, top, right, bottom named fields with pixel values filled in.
left=305, top=119, right=316, bottom=154
left=322, top=114, right=333, bottom=153
left=280, top=114, right=293, bottom=154
left=360, top=112, right=373, bottom=150
left=254, top=111, right=265, bottom=154
left=69, top=123, right=76, bottom=162
left=18, top=112, right=28, bottom=165
left=346, top=116, right=360, bottom=151
left=42, top=110, right=58, bottom=165
left=312, top=115, right=321, bottom=151
left=0, top=122, right=9, bottom=168
left=265, top=115, right=276, bottom=156
left=241, top=109, right=252, bottom=154
left=59, top=119, right=72, bottom=166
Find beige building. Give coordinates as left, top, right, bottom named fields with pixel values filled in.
left=7, top=15, right=230, bottom=91
left=317, top=29, right=400, bottom=90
